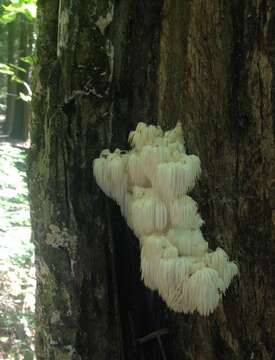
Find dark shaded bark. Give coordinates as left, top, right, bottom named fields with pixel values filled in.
left=30, top=0, right=275, bottom=359
left=29, top=1, right=122, bottom=359
left=155, top=2, right=275, bottom=359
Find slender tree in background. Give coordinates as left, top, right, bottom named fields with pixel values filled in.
left=0, top=13, right=8, bottom=110
left=0, top=0, right=36, bottom=140
left=9, top=14, right=31, bottom=140
left=4, top=20, right=17, bottom=132
left=29, top=1, right=275, bottom=360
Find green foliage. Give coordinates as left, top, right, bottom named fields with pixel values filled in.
left=0, top=61, right=32, bottom=102
left=0, top=63, right=13, bottom=75
left=8, top=62, right=27, bottom=73
left=0, top=1, right=36, bottom=106
left=0, top=0, right=37, bottom=24
left=20, top=55, right=33, bottom=65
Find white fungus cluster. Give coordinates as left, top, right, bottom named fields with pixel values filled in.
left=93, top=122, right=238, bottom=316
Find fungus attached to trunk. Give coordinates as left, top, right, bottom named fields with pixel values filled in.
left=93, top=122, right=239, bottom=316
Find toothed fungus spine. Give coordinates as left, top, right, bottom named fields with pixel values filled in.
left=93, top=122, right=239, bottom=316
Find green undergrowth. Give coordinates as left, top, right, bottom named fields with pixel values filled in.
left=0, top=143, right=35, bottom=360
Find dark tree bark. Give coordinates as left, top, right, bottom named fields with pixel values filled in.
left=29, top=1, right=275, bottom=360
left=29, top=1, right=122, bottom=359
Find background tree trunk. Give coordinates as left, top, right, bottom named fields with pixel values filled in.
left=0, top=19, right=8, bottom=115
left=29, top=1, right=275, bottom=359
left=3, top=20, right=17, bottom=134
left=10, top=15, right=31, bottom=140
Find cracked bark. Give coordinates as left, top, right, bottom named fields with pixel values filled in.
left=29, top=0, right=275, bottom=359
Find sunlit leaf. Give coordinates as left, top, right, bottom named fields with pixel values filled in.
left=22, top=81, right=32, bottom=96
left=20, top=56, right=33, bottom=65
left=0, top=63, right=14, bottom=75
left=11, top=74, right=24, bottom=84
left=23, top=3, right=36, bottom=19
left=0, top=68, right=14, bottom=75
left=19, top=92, right=31, bottom=102
left=0, top=0, right=37, bottom=24
left=0, top=12, right=16, bottom=24
left=8, top=63, right=27, bottom=73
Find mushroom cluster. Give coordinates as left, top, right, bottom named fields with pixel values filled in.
left=93, top=122, right=238, bottom=315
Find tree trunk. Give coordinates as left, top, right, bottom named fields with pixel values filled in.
left=3, top=21, right=16, bottom=134
left=29, top=1, right=275, bottom=360
left=29, top=1, right=122, bottom=359
left=10, top=15, right=30, bottom=140
left=0, top=23, right=8, bottom=101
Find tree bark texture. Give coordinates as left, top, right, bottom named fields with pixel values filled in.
left=29, top=1, right=275, bottom=359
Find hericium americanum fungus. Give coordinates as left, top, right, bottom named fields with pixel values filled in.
left=93, top=122, right=239, bottom=316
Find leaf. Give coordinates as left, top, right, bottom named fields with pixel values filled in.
left=0, top=63, right=14, bottom=76
left=23, top=3, right=36, bottom=19
left=11, top=74, right=24, bottom=84
left=20, top=56, right=33, bottom=65
left=0, top=0, right=37, bottom=24
left=19, top=92, right=31, bottom=102
left=22, top=81, right=32, bottom=96
left=0, top=12, right=16, bottom=24
left=0, top=68, right=14, bottom=75
left=8, top=63, right=27, bottom=73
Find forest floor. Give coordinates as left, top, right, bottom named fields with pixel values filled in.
left=0, top=142, right=35, bottom=360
